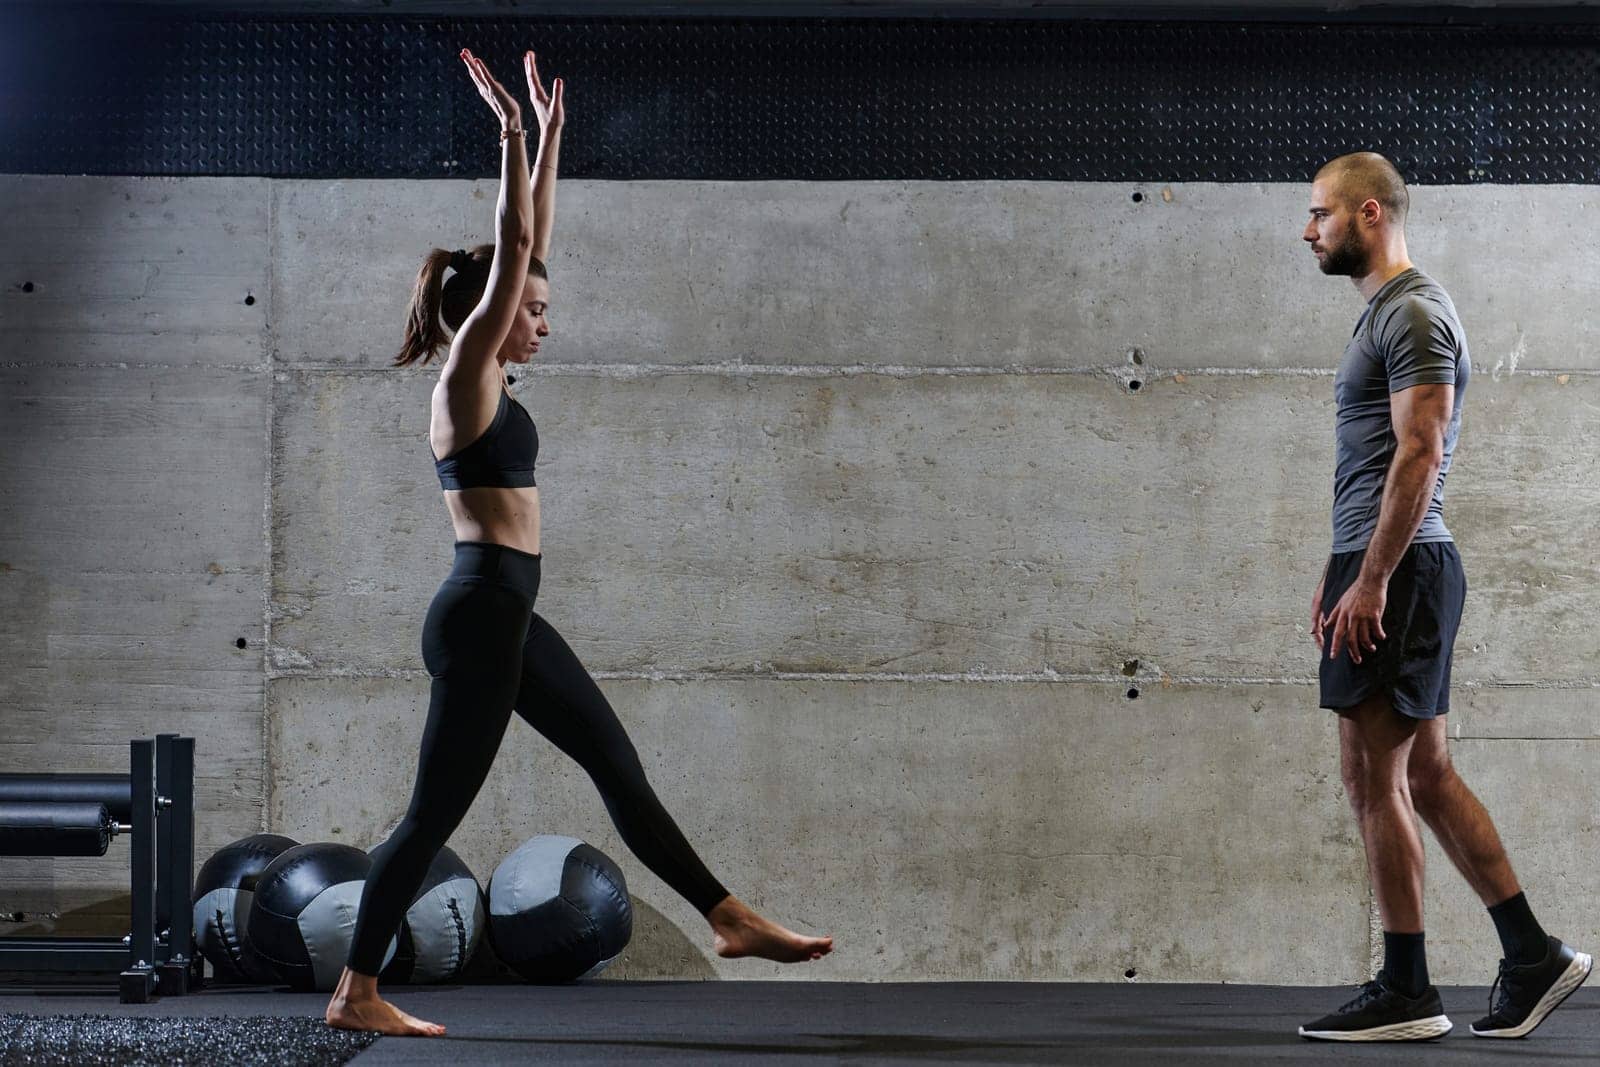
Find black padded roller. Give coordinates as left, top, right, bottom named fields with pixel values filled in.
left=0, top=774, right=133, bottom=822
left=0, top=801, right=115, bottom=857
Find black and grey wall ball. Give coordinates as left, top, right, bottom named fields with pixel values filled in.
left=191, top=833, right=299, bottom=982
left=246, top=842, right=395, bottom=990
left=487, top=835, right=633, bottom=983
left=380, top=844, right=485, bottom=984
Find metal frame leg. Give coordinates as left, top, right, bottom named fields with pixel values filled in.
left=119, top=739, right=157, bottom=1004
left=156, top=735, right=195, bottom=996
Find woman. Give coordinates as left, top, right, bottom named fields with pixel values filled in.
left=325, top=49, right=833, bottom=1038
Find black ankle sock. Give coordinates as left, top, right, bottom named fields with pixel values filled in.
left=1488, top=891, right=1548, bottom=965
left=1383, top=931, right=1429, bottom=997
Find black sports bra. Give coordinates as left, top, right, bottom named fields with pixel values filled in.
left=432, top=390, right=539, bottom=491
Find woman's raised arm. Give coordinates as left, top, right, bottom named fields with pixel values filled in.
left=524, top=52, right=564, bottom=263
left=451, top=49, right=535, bottom=376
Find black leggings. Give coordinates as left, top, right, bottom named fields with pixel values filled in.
left=347, top=541, right=729, bottom=975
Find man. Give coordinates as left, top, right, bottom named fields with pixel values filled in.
left=1298, top=152, right=1591, bottom=1042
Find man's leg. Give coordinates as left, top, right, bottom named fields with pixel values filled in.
left=1406, top=718, right=1521, bottom=907
left=1300, top=691, right=1452, bottom=1042
left=1407, top=718, right=1593, bottom=1037
left=1339, top=692, right=1425, bottom=938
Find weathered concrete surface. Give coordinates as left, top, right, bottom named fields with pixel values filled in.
left=0, top=176, right=269, bottom=366
left=272, top=181, right=1600, bottom=372
left=272, top=367, right=1600, bottom=684
left=0, top=364, right=269, bottom=928
left=268, top=677, right=1366, bottom=983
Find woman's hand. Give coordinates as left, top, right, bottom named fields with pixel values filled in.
left=524, top=51, right=564, bottom=133
left=460, top=49, right=522, bottom=131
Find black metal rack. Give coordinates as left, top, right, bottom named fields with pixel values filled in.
left=0, top=734, right=199, bottom=1003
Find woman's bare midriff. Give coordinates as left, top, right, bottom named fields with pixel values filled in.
left=443, top=485, right=541, bottom=556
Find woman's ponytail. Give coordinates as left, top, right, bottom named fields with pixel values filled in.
left=394, top=248, right=454, bottom=367
left=393, top=244, right=544, bottom=367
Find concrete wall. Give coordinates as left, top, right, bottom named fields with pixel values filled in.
left=3, top=174, right=1597, bottom=983
left=0, top=178, right=269, bottom=932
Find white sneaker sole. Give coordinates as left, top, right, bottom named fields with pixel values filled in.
left=1299, top=1014, right=1453, bottom=1042
left=1471, top=950, right=1593, bottom=1039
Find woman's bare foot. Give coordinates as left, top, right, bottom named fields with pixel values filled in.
left=709, top=895, right=834, bottom=963
left=325, top=967, right=446, bottom=1037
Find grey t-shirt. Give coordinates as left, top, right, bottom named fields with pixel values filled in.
left=1331, top=268, right=1470, bottom=554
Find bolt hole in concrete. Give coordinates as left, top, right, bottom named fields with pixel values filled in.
left=235, top=637, right=247, bottom=649
left=1127, top=379, right=1142, bottom=392
left=1126, top=687, right=1140, bottom=700
left=20, top=281, right=34, bottom=292
left=1121, top=659, right=1140, bottom=677
left=1130, top=191, right=1144, bottom=203
left=1125, top=968, right=1138, bottom=980
left=244, top=293, right=256, bottom=305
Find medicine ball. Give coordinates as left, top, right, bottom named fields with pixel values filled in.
left=246, top=842, right=394, bottom=990
left=191, top=833, right=299, bottom=982
left=380, top=845, right=485, bottom=984
left=487, top=835, right=632, bottom=983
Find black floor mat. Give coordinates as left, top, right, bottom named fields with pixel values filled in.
left=0, top=1013, right=378, bottom=1066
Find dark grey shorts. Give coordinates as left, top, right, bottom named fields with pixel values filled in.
left=1318, top=541, right=1466, bottom=720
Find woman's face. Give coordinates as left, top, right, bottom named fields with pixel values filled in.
left=502, top=274, right=551, bottom=364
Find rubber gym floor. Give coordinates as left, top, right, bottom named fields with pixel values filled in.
left=2, top=979, right=1596, bottom=1064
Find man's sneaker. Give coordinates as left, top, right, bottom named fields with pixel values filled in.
left=1470, top=936, right=1593, bottom=1038
left=1298, top=975, right=1453, bottom=1042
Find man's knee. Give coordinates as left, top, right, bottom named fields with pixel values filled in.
left=1338, top=723, right=1378, bottom=815
left=1340, top=746, right=1413, bottom=819
left=1406, top=718, right=1456, bottom=816
left=1339, top=756, right=1368, bottom=815
left=1408, top=755, right=1455, bottom=817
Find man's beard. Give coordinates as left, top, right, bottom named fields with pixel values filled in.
left=1318, top=227, right=1369, bottom=276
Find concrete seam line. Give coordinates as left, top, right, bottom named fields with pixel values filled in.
left=0, top=568, right=267, bottom=578
left=1447, top=736, right=1600, bottom=743
left=271, top=361, right=1339, bottom=379
left=261, top=666, right=1298, bottom=683
left=226, top=361, right=1600, bottom=380
left=259, top=665, right=1600, bottom=691
left=259, top=179, right=277, bottom=835
left=0, top=361, right=269, bottom=372
left=19, top=360, right=1596, bottom=379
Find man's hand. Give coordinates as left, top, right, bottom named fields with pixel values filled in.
left=1325, top=576, right=1387, bottom=664
left=1311, top=574, right=1327, bottom=650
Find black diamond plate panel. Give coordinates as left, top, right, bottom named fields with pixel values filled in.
left=1, top=12, right=1597, bottom=182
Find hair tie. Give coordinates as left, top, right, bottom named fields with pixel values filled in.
left=448, top=248, right=471, bottom=273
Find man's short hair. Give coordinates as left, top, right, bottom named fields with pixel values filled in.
left=1316, top=152, right=1410, bottom=228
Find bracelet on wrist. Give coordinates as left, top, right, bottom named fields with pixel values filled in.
left=500, top=127, right=525, bottom=142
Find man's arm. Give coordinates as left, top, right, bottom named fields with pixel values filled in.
left=1360, top=383, right=1453, bottom=586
